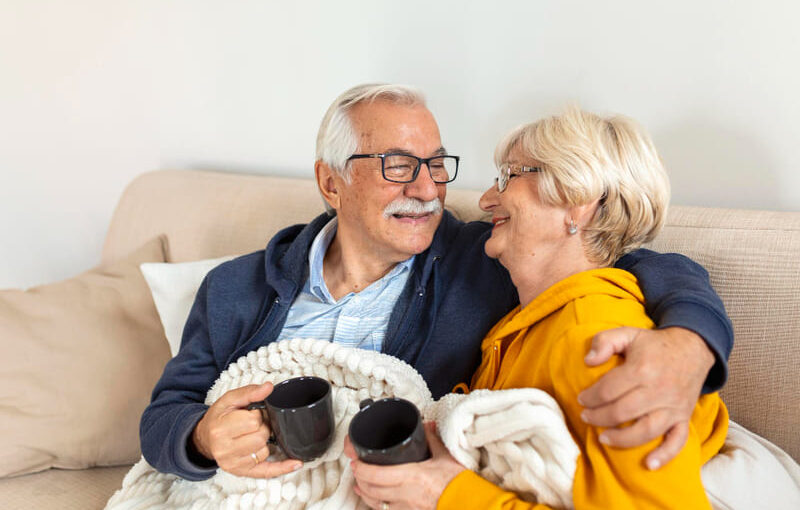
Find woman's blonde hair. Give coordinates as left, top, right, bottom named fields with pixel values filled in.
left=494, top=106, right=670, bottom=266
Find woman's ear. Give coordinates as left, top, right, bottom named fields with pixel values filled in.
left=315, top=160, right=341, bottom=211
left=567, top=199, right=601, bottom=230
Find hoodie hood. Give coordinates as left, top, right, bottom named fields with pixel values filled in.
left=490, top=268, right=645, bottom=340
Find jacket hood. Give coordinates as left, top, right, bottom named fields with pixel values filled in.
left=492, top=268, right=645, bottom=340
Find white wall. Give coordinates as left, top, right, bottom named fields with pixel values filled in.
left=2, top=0, right=799, bottom=289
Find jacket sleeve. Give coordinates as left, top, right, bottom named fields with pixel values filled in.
left=614, top=248, right=733, bottom=392
left=139, top=276, right=221, bottom=481
left=438, top=325, right=722, bottom=510
left=438, top=470, right=549, bottom=510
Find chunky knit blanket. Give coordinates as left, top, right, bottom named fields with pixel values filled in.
left=106, top=338, right=800, bottom=510
left=106, top=338, right=577, bottom=509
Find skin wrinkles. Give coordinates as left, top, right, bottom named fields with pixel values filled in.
left=479, top=144, right=598, bottom=306
left=316, top=100, right=447, bottom=300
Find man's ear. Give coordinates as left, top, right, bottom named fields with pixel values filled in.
left=315, top=160, right=342, bottom=211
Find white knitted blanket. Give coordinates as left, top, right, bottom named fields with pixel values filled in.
left=106, top=338, right=800, bottom=510
left=105, top=339, right=578, bottom=509
left=428, top=389, right=579, bottom=509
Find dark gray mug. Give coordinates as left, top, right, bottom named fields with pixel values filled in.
left=348, top=397, right=430, bottom=465
left=247, top=376, right=334, bottom=462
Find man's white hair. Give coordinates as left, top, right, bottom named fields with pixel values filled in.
left=316, top=83, right=427, bottom=182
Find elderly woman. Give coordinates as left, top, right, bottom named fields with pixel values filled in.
left=347, top=107, right=729, bottom=509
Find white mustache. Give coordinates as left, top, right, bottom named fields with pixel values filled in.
left=383, top=197, right=443, bottom=218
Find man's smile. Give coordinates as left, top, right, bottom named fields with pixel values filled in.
left=391, top=211, right=437, bottom=224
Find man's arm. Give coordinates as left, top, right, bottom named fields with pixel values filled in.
left=139, top=277, right=223, bottom=481
left=616, top=248, right=733, bottom=391
left=577, top=249, right=733, bottom=470
left=140, top=273, right=302, bottom=480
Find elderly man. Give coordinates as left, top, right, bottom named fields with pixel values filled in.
left=140, top=84, right=732, bottom=482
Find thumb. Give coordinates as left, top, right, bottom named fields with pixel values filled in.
left=423, top=421, right=449, bottom=456
left=343, top=434, right=357, bottom=460
left=585, top=327, right=637, bottom=366
left=220, top=382, right=274, bottom=410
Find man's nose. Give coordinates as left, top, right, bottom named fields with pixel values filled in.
left=405, top=163, right=440, bottom=201
left=479, top=182, right=499, bottom=212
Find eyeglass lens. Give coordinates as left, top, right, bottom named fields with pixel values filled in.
left=384, top=155, right=457, bottom=183
left=496, top=167, right=510, bottom=192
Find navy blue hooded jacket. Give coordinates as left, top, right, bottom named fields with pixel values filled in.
left=140, top=211, right=733, bottom=481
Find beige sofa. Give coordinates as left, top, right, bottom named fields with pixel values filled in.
left=1, top=169, right=798, bottom=509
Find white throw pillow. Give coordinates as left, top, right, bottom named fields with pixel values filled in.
left=141, top=255, right=235, bottom=356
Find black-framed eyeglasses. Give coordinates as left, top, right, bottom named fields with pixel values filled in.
left=347, top=153, right=459, bottom=184
left=494, top=163, right=542, bottom=193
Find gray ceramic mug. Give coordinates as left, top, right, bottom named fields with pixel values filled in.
left=348, top=397, right=430, bottom=465
left=247, top=376, right=335, bottom=462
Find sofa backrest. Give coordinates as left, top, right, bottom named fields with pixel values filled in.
left=102, top=170, right=488, bottom=264
left=644, top=206, right=800, bottom=462
left=103, top=169, right=800, bottom=461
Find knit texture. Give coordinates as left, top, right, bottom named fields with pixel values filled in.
left=106, top=338, right=800, bottom=510
left=106, top=338, right=432, bottom=510
left=427, top=389, right=579, bottom=509
left=107, top=338, right=579, bottom=509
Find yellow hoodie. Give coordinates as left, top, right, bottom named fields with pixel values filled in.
left=438, top=268, right=728, bottom=510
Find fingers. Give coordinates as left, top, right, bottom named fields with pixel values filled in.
left=350, top=461, right=402, bottom=507
left=352, top=485, right=382, bottom=509
left=215, top=382, right=274, bottom=411
left=577, top=327, right=707, bottom=465
left=584, top=327, right=639, bottom=366
left=193, top=383, right=306, bottom=479
left=351, top=460, right=407, bottom=488
left=222, top=409, right=268, bottom=438
left=214, top=426, right=271, bottom=467
left=252, top=444, right=271, bottom=464
left=247, top=458, right=303, bottom=479
left=352, top=479, right=400, bottom=505
left=423, top=421, right=449, bottom=457
left=343, top=435, right=357, bottom=460
left=578, top=361, right=640, bottom=409
left=596, top=409, right=675, bottom=448
left=581, top=387, right=661, bottom=428
left=197, top=405, right=271, bottom=475
left=350, top=432, right=464, bottom=510
left=645, top=421, right=689, bottom=470
left=219, top=437, right=302, bottom=478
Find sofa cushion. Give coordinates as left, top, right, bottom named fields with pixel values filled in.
left=646, top=206, right=800, bottom=461
left=0, top=236, right=171, bottom=478
left=140, top=255, right=235, bottom=357
left=0, top=465, right=130, bottom=510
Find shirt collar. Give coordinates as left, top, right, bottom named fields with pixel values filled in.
left=307, top=217, right=415, bottom=303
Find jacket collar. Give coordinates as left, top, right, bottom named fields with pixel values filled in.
left=263, top=210, right=460, bottom=299
left=491, top=268, right=643, bottom=339
left=264, top=213, right=334, bottom=300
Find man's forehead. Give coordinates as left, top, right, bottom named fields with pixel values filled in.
left=350, top=101, right=436, bottom=127
left=350, top=101, right=443, bottom=152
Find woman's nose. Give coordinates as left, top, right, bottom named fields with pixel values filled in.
left=479, top=182, right=499, bottom=211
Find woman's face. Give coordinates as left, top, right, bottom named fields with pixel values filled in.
left=479, top=144, right=571, bottom=274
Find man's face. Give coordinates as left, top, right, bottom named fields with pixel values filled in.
left=331, top=100, right=447, bottom=264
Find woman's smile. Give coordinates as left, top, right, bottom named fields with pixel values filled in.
left=491, top=215, right=510, bottom=229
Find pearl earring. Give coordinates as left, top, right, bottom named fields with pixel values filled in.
left=568, top=220, right=578, bottom=235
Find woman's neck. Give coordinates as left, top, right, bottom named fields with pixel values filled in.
left=512, top=243, right=602, bottom=308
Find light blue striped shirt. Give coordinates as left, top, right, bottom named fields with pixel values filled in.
left=276, top=218, right=415, bottom=351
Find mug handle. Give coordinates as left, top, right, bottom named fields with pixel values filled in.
left=246, top=401, right=266, bottom=411
left=246, top=401, right=277, bottom=445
